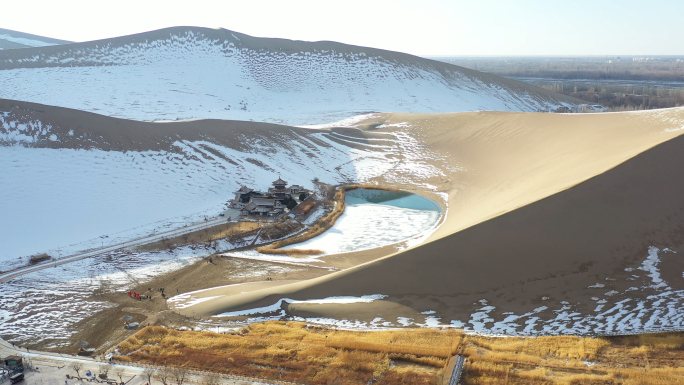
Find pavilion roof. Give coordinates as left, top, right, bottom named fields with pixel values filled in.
left=272, top=177, right=288, bottom=186
left=235, top=185, right=253, bottom=194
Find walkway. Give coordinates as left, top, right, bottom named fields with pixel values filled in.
left=0, top=212, right=300, bottom=384
left=0, top=217, right=227, bottom=284
left=0, top=337, right=282, bottom=385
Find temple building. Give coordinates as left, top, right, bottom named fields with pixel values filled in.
left=267, top=177, right=289, bottom=197
left=229, top=176, right=311, bottom=217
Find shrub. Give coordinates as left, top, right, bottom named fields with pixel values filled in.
left=29, top=253, right=51, bottom=265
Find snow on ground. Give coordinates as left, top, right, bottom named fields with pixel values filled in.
left=0, top=34, right=57, bottom=48
left=280, top=189, right=442, bottom=255
left=0, top=234, right=308, bottom=346
left=223, top=188, right=443, bottom=265
left=429, top=248, right=684, bottom=335
left=215, top=295, right=387, bottom=318
left=212, top=247, right=684, bottom=336
left=0, top=29, right=575, bottom=126
left=297, top=114, right=382, bottom=129
left=223, top=249, right=329, bottom=265
left=0, top=114, right=447, bottom=265
left=640, top=246, right=673, bottom=289
left=0, top=246, right=205, bottom=347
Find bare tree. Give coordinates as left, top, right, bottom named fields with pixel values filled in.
left=142, top=368, right=155, bottom=384
left=99, top=363, right=111, bottom=379
left=170, top=367, right=188, bottom=385
left=202, top=376, right=221, bottom=385
left=154, top=369, right=171, bottom=385
left=113, top=366, right=125, bottom=384
left=70, top=361, right=84, bottom=378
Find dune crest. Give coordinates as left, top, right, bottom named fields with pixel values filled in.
left=0, top=26, right=580, bottom=125
left=184, top=107, right=684, bottom=335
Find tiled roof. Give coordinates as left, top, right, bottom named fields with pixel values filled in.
left=252, top=198, right=276, bottom=206
left=235, top=185, right=253, bottom=193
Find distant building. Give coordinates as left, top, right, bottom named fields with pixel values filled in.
left=289, top=185, right=303, bottom=194
left=240, top=198, right=285, bottom=217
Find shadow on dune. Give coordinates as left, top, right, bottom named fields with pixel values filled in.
left=214, top=132, right=684, bottom=333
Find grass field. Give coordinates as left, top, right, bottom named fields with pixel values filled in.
left=114, top=322, right=684, bottom=384
left=114, top=321, right=448, bottom=384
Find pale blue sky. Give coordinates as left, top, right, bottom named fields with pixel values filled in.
left=3, top=0, right=683, bottom=56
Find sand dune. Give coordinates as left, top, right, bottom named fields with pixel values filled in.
left=5, top=96, right=684, bottom=334
left=0, top=26, right=580, bottom=125
left=380, top=109, right=684, bottom=241
left=184, top=108, right=684, bottom=335
left=0, top=99, right=427, bottom=262
left=0, top=28, right=71, bottom=50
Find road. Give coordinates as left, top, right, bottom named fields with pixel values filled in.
left=0, top=271, right=286, bottom=385
left=0, top=337, right=278, bottom=385
left=0, top=213, right=296, bottom=384
left=0, top=216, right=227, bottom=284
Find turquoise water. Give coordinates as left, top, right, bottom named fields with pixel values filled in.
left=346, top=188, right=442, bottom=211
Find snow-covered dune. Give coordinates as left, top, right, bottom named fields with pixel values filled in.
left=0, top=28, right=71, bottom=50
left=0, top=27, right=579, bottom=125
left=0, top=100, right=442, bottom=266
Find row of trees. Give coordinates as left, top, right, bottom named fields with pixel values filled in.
left=441, top=56, right=684, bottom=82
left=71, top=362, right=223, bottom=385
left=539, top=83, right=684, bottom=110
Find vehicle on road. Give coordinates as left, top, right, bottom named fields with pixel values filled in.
left=9, top=372, right=24, bottom=384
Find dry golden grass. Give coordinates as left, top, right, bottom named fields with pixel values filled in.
left=113, top=322, right=684, bottom=385
left=472, top=335, right=610, bottom=361
left=114, top=322, right=448, bottom=384
left=208, top=222, right=262, bottom=242
left=137, top=221, right=262, bottom=251
left=460, top=332, right=684, bottom=385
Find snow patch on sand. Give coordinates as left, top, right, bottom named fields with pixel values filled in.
left=640, top=246, right=672, bottom=289
left=169, top=295, right=223, bottom=309
left=215, top=294, right=387, bottom=317
left=452, top=247, right=684, bottom=336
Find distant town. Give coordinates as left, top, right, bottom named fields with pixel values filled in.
left=432, top=55, right=684, bottom=111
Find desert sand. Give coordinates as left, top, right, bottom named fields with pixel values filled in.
left=5, top=96, right=684, bottom=334
left=179, top=107, right=684, bottom=333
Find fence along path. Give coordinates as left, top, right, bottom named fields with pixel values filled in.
left=0, top=217, right=226, bottom=284
left=111, top=358, right=302, bottom=385
left=443, top=355, right=466, bottom=385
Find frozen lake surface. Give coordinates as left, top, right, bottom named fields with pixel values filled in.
left=282, top=188, right=443, bottom=255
